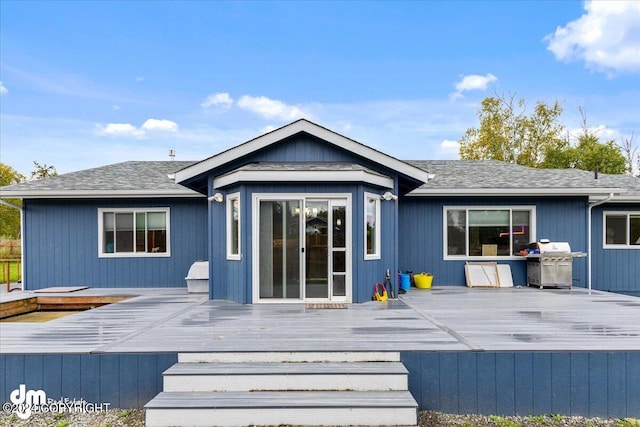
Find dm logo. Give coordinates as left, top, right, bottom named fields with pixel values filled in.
left=9, top=384, right=46, bottom=419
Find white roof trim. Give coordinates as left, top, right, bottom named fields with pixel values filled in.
left=407, top=187, right=623, bottom=197
left=214, top=169, right=394, bottom=189
left=175, top=119, right=432, bottom=184
left=1, top=189, right=204, bottom=199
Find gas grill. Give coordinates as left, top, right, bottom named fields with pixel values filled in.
left=525, top=240, right=585, bottom=289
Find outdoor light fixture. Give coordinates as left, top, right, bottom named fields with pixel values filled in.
left=380, top=191, right=398, bottom=201
left=208, top=193, right=224, bottom=203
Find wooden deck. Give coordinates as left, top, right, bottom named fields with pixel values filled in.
left=1, top=286, right=639, bottom=354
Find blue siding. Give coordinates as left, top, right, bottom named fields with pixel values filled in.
left=591, top=204, right=640, bottom=296
left=23, top=199, right=207, bottom=289
left=401, top=351, right=640, bottom=418
left=2, top=351, right=638, bottom=416
left=398, top=197, right=588, bottom=287
left=210, top=182, right=396, bottom=303
left=0, top=353, right=177, bottom=409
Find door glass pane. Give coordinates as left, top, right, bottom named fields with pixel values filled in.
left=332, top=275, right=346, bottom=297
left=259, top=200, right=300, bottom=299
left=305, top=201, right=328, bottom=298
left=333, top=251, right=346, bottom=273
left=333, top=204, right=346, bottom=248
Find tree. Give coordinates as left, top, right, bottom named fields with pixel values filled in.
left=541, top=134, right=627, bottom=174
left=30, top=161, right=58, bottom=180
left=458, top=93, right=565, bottom=167
left=0, top=163, right=26, bottom=238
left=620, top=131, right=638, bottom=176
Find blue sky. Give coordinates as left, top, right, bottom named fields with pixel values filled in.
left=1, top=1, right=639, bottom=176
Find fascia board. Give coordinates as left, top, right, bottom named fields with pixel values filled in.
left=175, top=120, right=432, bottom=185
left=1, top=189, right=204, bottom=199
left=214, top=169, right=394, bottom=189
left=407, top=187, right=622, bottom=197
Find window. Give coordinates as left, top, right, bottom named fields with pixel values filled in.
left=364, top=193, right=380, bottom=259
left=227, top=193, right=241, bottom=259
left=444, top=206, right=535, bottom=259
left=604, top=212, right=640, bottom=248
left=99, top=208, right=169, bottom=257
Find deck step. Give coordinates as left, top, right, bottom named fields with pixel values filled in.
left=146, top=351, right=417, bottom=426
left=178, top=351, right=400, bottom=363
left=145, top=390, right=418, bottom=427
left=163, top=361, right=408, bottom=391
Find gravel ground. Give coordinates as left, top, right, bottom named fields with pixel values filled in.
left=1, top=410, right=639, bottom=427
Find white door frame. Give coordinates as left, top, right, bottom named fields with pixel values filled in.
left=252, top=193, right=352, bottom=304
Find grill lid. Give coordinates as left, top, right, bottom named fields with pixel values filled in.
left=527, top=239, right=572, bottom=254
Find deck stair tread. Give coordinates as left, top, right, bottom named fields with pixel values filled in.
left=164, top=361, right=408, bottom=375
left=146, top=351, right=418, bottom=426
left=178, top=351, right=401, bottom=363
left=145, top=390, right=418, bottom=409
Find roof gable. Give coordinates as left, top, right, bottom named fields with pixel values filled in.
left=174, top=119, right=433, bottom=190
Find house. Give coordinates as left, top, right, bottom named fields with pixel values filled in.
left=2, top=119, right=639, bottom=300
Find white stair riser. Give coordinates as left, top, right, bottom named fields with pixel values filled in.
left=164, top=373, right=407, bottom=392
left=146, top=407, right=417, bottom=427
left=178, top=351, right=400, bottom=363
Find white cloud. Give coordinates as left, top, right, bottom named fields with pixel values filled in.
left=135, top=76, right=144, bottom=82
left=112, top=105, right=120, bottom=110
left=142, top=118, right=179, bottom=132
left=440, top=139, right=460, bottom=153
left=97, top=123, right=145, bottom=138
left=237, top=95, right=307, bottom=121
left=0, top=81, right=7, bottom=95
left=97, top=118, right=178, bottom=138
left=451, top=73, right=497, bottom=99
left=545, top=0, right=640, bottom=75
left=201, top=92, right=234, bottom=109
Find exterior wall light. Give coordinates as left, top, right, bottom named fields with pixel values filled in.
left=380, top=191, right=398, bottom=201
left=208, top=193, right=224, bottom=203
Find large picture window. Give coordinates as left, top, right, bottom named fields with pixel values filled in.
left=364, top=193, right=381, bottom=260
left=604, top=212, right=640, bottom=248
left=99, top=208, right=170, bottom=257
left=444, top=206, right=535, bottom=259
left=227, top=193, right=241, bottom=259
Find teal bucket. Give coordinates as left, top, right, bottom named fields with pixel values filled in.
left=400, top=273, right=411, bottom=291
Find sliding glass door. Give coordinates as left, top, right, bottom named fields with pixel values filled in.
left=255, top=195, right=350, bottom=302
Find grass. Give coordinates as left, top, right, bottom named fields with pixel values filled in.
left=0, top=259, right=21, bottom=283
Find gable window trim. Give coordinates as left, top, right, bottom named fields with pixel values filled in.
left=98, top=208, right=171, bottom=258
left=443, top=205, right=536, bottom=261
left=364, top=192, right=381, bottom=260
left=227, top=192, right=241, bottom=260
left=603, top=211, right=640, bottom=249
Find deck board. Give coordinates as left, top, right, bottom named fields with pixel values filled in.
left=1, top=287, right=639, bottom=354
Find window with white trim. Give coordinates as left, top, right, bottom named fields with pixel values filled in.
left=227, top=193, right=241, bottom=259
left=364, top=193, right=380, bottom=259
left=99, top=208, right=170, bottom=257
left=444, top=206, right=535, bottom=259
left=604, top=212, right=640, bottom=248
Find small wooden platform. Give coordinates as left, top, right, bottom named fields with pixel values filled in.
left=34, top=286, right=89, bottom=293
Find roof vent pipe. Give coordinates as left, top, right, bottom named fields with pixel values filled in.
left=594, top=166, right=599, bottom=180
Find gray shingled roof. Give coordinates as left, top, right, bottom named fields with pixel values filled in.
left=405, top=160, right=633, bottom=197
left=0, top=161, right=200, bottom=198
left=1, top=158, right=638, bottom=201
